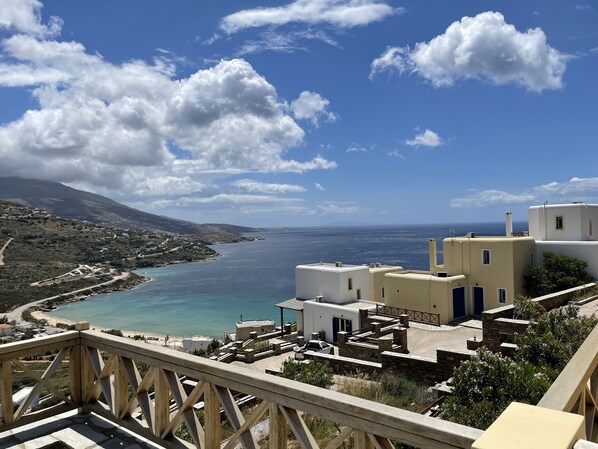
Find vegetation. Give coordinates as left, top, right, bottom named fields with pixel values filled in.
left=279, top=359, right=333, bottom=389
left=336, top=371, right=435, bottom=412
left=101, top=329, right=124, bottom=337
left=442, top=304, right=598, bottom=429
left=512, top=295, right=545, bottom=320
left=0, top=201, right=217, bottom=312
left=524, top=252, right=593, bottom=297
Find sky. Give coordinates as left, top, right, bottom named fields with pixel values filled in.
left=0, top=1, right=597, bottom=227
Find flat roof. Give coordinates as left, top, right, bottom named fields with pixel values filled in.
left=276, top=298, right=306, bottom=311
left=297, top=262, right=367, bottom=272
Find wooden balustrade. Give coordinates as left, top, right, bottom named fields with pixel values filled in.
left=1, top=328, right=482, bottom=449
left=538, top=323, right=598, bottom=442
left=376, top=305, right=440, bottom=326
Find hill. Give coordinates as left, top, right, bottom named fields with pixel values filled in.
left=0, top=177, right=257, bottom=243
left=0, top=201, right=218, bottom=312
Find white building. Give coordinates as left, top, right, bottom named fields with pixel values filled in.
left=182, top=336, right=213, bottom=354
left=295, top=262, right=376, bottom=343
left=529, top=203, right=598, bottom=278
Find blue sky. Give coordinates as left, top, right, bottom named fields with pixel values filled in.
left=0, top=1, right=597, bottom=227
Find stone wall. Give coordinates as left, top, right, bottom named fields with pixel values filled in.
left=381, top=347, right=474, bottom=384
left=480, top=283, right=596, bottom=352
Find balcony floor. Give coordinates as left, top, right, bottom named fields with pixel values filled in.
left=0, top=411, right=164, bottom=449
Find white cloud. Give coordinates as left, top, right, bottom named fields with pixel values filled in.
left=370, top=11, right=569, bottom=92
left=290, top=91, right=337, bottom=127
left=534, top=177, right=598, bottom=199
left=220, top=0, right=397, bottom=34
left=450, top=189, right=536, bottom=208
left=449, top=177, right=598, bottom=208
left=316, top=202, right=361, bottom=214
left=346, top=145, right=369, bottom=153
left=405, top=129, right=444, bottom=148
left=235, top=29, right=339, bottom=55
left=0, top=0, right=62, bottom=38
left=231, top=179, right=306, bottom=194
left=314, top=183, right=325, bottom=191
left=387, top=150, right=405, bottom=159
left=0, top=4, right=336, bottom=202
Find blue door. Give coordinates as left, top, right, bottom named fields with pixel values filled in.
left=452, top=287, right=466, bottom=318
left=473, top=286, right=484, bottom=315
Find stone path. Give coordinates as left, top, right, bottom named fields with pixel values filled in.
left=0, top=237, right=13, bottom=267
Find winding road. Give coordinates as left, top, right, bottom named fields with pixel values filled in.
left=2, top=271, right=130, bottom=325
left=0, top=237, right=13, bottom=267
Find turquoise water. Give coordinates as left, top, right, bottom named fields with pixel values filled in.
left=48, top=223, right=525, bottom=337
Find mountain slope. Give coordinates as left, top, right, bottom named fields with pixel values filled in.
left=0, top=177, right=257, bottom=242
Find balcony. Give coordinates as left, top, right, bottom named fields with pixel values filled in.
left=1, top=321, right=597, bottom=449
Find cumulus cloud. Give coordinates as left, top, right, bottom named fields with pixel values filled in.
left=405, top=129, right=443, bottom=148
left=314, top=183, right=325, bottom=191
left=290, top=91, right=337, bottom=127
left=450, top=177, right=598, bottom=208
left=0, top=4, right=336, bottom=202
left=370, top=11, right=569, bottom=92
left=0, top=0, right=62, bottom=38
left=231, top=179, right=306, bottom=194
left=219, top=0, right=397, bottom=34
left=450, top=190, right=536, bottom=208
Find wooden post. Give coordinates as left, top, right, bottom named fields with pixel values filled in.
left=0, top=361, right=13, bottom=424
left=269, top=403, right=287, bottom=449
left=69, top=344, right=82, bottom=404
left=154, top=369, right=170, bottom=437
left=355, top=430, right=373, bottom=449
left=204, top=384, right=221, bottom=449
left=113, top=357, right=128, bottom=417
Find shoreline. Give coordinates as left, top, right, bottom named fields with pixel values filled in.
left=31, top=309, right=186, bottom=349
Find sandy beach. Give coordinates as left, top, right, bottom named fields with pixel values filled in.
left=31, top=310, right=184, bottom=349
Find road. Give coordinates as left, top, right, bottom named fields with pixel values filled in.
left=3, top=271, right=130, bottom=325
left=0, top=237, right=13, bottom=267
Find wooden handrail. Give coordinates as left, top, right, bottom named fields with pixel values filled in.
left=1, top=330, right=482, bottom=449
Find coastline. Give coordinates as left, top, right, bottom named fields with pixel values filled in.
left=31, top=309, right=185, bottom=348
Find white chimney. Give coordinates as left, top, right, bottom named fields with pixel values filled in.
left=505, top=212, right=513, bottom=236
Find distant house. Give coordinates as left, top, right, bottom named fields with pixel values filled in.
left=182, top=336, right=213, bottom=354
left=529, top=203, right=598, bottom=278
left=235, top=319, right=275, bottom=341
left=0, top=323, right=14, bottom=337
left=384, top=230, right=535, bottom=323
left=293, top=262, right=381, bottom=343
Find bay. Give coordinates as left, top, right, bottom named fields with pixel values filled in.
left=48, top=222, right=526, bottom=338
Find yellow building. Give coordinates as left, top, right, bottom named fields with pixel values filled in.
left=384, top=233, right=535, bottom=323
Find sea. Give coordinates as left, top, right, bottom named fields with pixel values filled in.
left=47, top=222, right=526, bottom=338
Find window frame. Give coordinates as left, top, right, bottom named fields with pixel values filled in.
left=482, top=249, right=491, bottom=265
left=497, top=288, right=507, bottom=304
left=556, top=216, right=564, bottom=230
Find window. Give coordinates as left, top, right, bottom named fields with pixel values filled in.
left=590, top=220, right=593, bottom=236
left=381, top=287, right=385, bottom=298
left=498, top=288, right=507, bottom=304
left=357, top=288, right=361, bottom=300
left=556, top=216, right=564, bottom=230
left=482, top=249, right=491, bottom=265
left=348, top=277, right=353, bottom=290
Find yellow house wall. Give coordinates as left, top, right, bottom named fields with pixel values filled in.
left=369, top=267, right=403, bottom=302
left=442, top=237, right=534, bottom=308
left=384, top=273, right=467, bottom=324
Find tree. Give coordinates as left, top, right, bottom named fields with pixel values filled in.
left=524, top=252, right=593, bottom=297
left=512, top=295, right=545, bottom=320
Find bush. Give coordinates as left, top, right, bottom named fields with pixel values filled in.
left=441, top=349, right=552, bottom=429
left=512, top=295, right=544, bottom=320
left=280, top=359, right=333, bottom=389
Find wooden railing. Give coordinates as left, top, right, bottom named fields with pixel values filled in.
left=538, top=323, right=598, bottom=442
left=0, top=326, right=482, bottom=449
left=376, top=305, right=440, bottom=326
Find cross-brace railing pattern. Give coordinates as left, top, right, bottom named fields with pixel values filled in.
left=1, top=328, right=481, bottom=449
left=375, top=305, right=440, bottom=326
